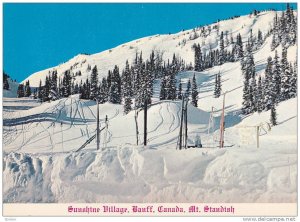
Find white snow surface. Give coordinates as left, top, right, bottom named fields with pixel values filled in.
left=3, top=10, right=297, bottom=203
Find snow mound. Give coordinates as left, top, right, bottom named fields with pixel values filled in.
left=3, top=135, right=296, bottom=203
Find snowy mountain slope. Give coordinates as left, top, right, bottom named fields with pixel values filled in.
left=176, top=34, right=296, bottom=116
left=3, top=78, right=19, bottom=98
left=22, top=11, right=280, bottom=87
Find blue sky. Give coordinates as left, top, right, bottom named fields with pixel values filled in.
left=3, top=3, right=297, bottom=82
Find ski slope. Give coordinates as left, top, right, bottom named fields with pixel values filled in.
left=3, top=94, right=211, bottom=153
left=3, top=9, right=297, bottom=203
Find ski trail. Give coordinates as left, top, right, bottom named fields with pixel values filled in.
left=5, top=99, right=61, bottom=148
left=75, top=100, right=86, bottom=123
left=147, top=101, right=181, bottom=145
left=146, top=104, right=163, bottom=134
left=14, top=99, right=67, bottom=150
left=84, top=101, right=97, bottom=119
left=167, top=102, right=176, bottom=133
left=147, top=104, right=164, bottom=142
left=109, top=108, right=120, bottom=121
left=79, top=100, right=91, bottom=139
left=69, top=98, right=74, bottom=127
left=73, top=98, right=81, bottom=123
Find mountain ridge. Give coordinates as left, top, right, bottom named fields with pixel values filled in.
left=22, top=10, right=279, bottom=87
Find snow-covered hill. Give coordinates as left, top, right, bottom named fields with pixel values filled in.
left=3, top=78, right=19, bottom=98
left=22, top=11, right=280, bottom=87
left=3, top=9, right=297, bottom=203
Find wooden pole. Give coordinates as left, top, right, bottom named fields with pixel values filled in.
left=144, top=98, right=148, bottom=146
left=184, top=97, right=188, bottom=149
left=96, top=100, right=100, bottom=150
left=178, top=97, right=185, bottom=150
left=103, top=115, right=108, bottom=149
left=219, top=93, right=226, bottom=148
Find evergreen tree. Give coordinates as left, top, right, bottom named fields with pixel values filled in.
left=249, top=76, right=257, bottom=113
left=214, top=72, right=221, bottom=98
left=242, top=76, right=251, bottom=114
left=148, top=50, right=156, bottom=81
left=264, top=57, right=274, bottom=110
left=71, top=75, right=75, bottom=95
left=257, top=29, right=263, bottom=47
left=185, top=79, right=191, bottom=98
left=33, top=89, right=37, bottom=99
left=219, top=31, right=225, bottom=65
left=143, top=62, right=153, bottom=105
left=272, top=50, right=281, bottom=103
left=109, top=65, right=122, bottom=104
left=122, top=60, right=133, bottom=113
left=270, top=105, right=277, bottom=126
left=122, top=60, right=133, bottom=98
left=107, top=70, right=112, bottom=89
left=24, top=80, right=31, bottom=97
left=191, top=74, right=199, bottom=107
left=80, top=81, right=88, bottom=100
left=162, top=60, right=175, bottom=101
left=98, top=77, right=108, bottom=103
left=62, top=70, right=72, bottom=98
left=271, top=13, right=280, bottom=51
left=242, top=41, right=256, bottom=79
left=38, top=80, right=43, bottom=101
left=280, top=47, right=292, bottom=100
left=124, top=97, right=132, bottom=114
left=236, top=33, right=244, bottom=59
left=193, top=44, right=203, bottom=71
left=43, top=76, right=51, bottom=101
left=214, top=73, right=218, bottom=98
left=3, top=71, right=9, bottom=90
left=248, top=29, right=254, bottom=49
left=256, top=76, right=264, bottom=113
left=290, top=62, right=297, bottom=98
left=241, top=41, right=256, bottom=114
left=90, top=65, right=99, bottom=101
left=167, top=58, right=177, bottom=100
left=49, top=70, right=58, bottom=101
left=73, top=83, right=79, bottom=94
left=159, top=75, right=167, bottom=100
left=17, top=84, right=25, bottom=98
left=177, top=81, right=183, bottom=100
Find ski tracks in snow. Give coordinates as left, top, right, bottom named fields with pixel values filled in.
left=147, top=102, right=181, bottom=145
